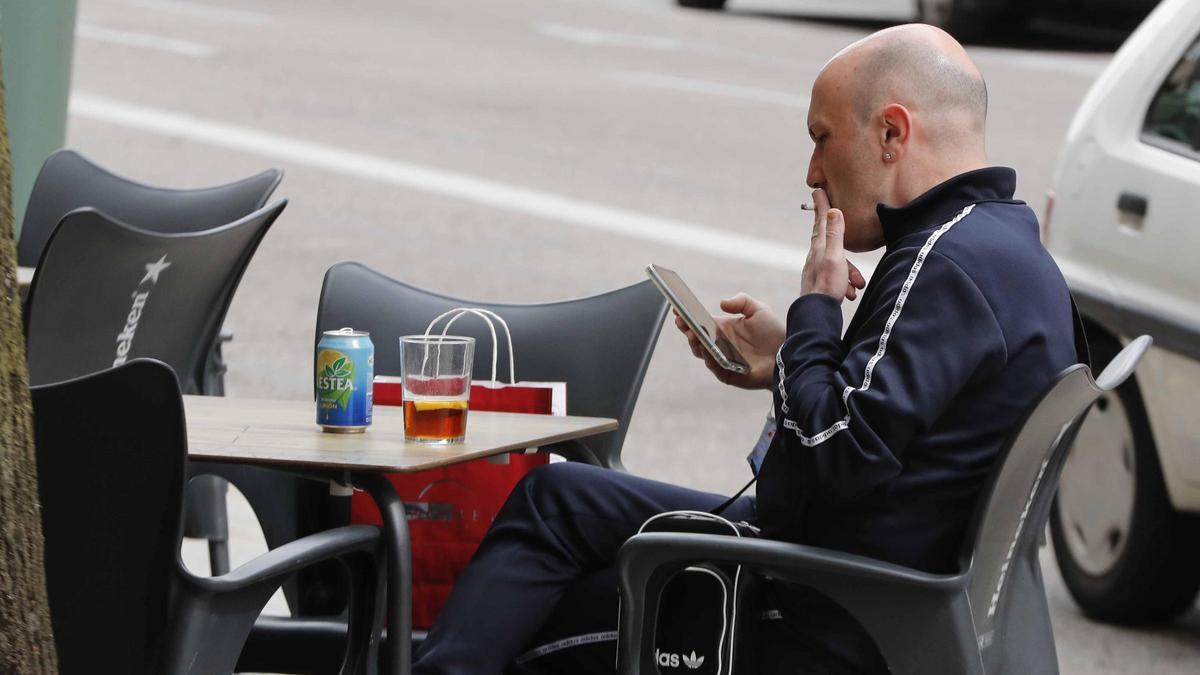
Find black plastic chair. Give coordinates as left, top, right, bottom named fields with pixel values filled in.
left=315, top=261, right=668, bottom=469
left=32, top=359, right=384, bottom=675
left=17, top=151, right=282, bottom=567
left=18, top=149, right=282, bottom=396
left=17, top=149, right=281, bottom=268
left=23, top=200, right=284, bottom=575
left=18, top=149, right=281, bottom=396
left=229, top=261, right=669, bottom=673
left=23, top=201, right=282, bottom=392
left=616, top=336, right=1153, bottom=675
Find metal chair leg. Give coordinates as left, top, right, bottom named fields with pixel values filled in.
left=209, top=540, right=231, bottom=577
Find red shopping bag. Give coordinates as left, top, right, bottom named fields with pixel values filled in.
left=351, top=308, right=567, bottom=628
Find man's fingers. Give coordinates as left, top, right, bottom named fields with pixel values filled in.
left=811, top=189, right=829, bottom=252
left=825, top=207, right=845, bottom=257
left=720, top=293, right=756, bottom=317
left=674, top=308, right=734, bottom=384
left=812, top=214, right=827, bottom=255
left=674, top=312, right=690, bottom=333
left=674, top=313, right=703, bottom=358
left=812, top=187, right=831, bottom=213
left=845, top=284, right=857, bottom=301
left=701, top=351, right=731, bottom=384
left=685, top=328, right=731, bottom=384
left=848, top=260, right=867, bottom=289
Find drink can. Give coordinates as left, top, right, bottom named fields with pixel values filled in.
left=316, top=328, right=374, bottom=433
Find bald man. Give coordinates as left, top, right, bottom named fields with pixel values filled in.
left=413, top=25, right=1078, bottom=675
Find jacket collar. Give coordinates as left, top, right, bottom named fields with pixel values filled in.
left=876, top=167, right=1018, bottom=247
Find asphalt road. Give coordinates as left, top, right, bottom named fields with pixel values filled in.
left=68, top=0, right=1199, bottom=671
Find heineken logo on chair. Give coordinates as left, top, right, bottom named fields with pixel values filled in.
left=113, top=255, right=171, bottom=366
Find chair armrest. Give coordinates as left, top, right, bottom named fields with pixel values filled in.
left=239, top=617, right=356, bottom=675
left=201, top=328, right=235, bottom=396
left=238, top=617, right=429, bottom=674
left=169, top=525, right=383, bottom=675
left=182, top=525, right=379, bottom=593
left=617, top=533, right=983, bottom=675
left=1095, top=334, right=1151, bottom=391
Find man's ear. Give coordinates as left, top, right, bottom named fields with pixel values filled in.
left=880, top=103, right=912, bottom=161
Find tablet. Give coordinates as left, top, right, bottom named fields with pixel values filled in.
left=646, top=264, right=750, bottom=374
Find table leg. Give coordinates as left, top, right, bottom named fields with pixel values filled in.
left=354, top=473, right=413, bottom=675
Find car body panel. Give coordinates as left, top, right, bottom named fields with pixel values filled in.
left=1137, top=349, right=1200, bottom=510
left=1048, top=0, right=1200, bottom=511
left=763, top=0, right=1152, bottom=24
left=1040, top=0, right=1160, bottom=16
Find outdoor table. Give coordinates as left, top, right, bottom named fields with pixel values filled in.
left=184, top=395, right=618, bottom=675
left=18, top=266, right=34, bottom=290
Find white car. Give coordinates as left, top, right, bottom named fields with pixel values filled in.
left=675, top=0, right=1158, bottom=40
left=1046, top=0, right=1200, bottom=625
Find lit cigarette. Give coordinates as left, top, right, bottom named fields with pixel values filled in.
left=800, top=203, right=815, bottom=211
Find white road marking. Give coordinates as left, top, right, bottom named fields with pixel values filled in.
left=119, top=0, right=271, bottom=26
left=540, top=12, right=1110, bottom=80
left=536, top=21, right=681, bottom=50
left=538, top=13, right=819, bottom=69
left=610, top=69, right=810, bottom=109
left=76, top=24, right=218, bottom=58
left=70, top=93, right=820, bottom=273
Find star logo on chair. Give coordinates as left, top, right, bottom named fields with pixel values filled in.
left=141, top=255, right=171, bottom=285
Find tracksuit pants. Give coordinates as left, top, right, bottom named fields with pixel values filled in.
left=411, top=462, right=756, bottom=675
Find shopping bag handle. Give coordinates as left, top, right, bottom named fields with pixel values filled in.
left=423, top=308, right=516, bottom=385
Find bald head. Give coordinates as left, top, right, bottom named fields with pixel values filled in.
left=803, top=25, right=990, bottom=249
left=824, top=24, right=987, bottom=145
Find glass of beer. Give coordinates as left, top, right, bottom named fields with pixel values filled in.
left=399, top=335, right=474, bottom=443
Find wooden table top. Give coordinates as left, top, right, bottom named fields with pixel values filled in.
left=17, top=266, right=33, bottom=289
left=184, top=395, right=618, bottom=473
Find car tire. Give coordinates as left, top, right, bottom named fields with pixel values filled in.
left=676, top=0, right=726, bottom=10
left=917, top=0, right=1026, bottom=42
left=1050, top=332, right=1200, bottom=624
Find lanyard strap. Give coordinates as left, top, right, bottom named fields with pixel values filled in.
left=711, top=475, right=757, bottom=516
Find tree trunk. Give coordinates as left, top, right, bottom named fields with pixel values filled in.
left=0, top=38, right=60, bottom=674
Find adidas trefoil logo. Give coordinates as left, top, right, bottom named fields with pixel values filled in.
left=656, top=648, right=706, bottom=670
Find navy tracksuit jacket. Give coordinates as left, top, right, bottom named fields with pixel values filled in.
left=759, top=166, right=1078, bottom=575
left=413, top=167, right=1079, bottom=675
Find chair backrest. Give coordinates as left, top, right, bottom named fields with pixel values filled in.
left=32, top=359, right=186, bottom=675
left=24, top=201, right=285, bottom=393
left=314, top=261, right=670, bottom=465
left=963, top=336, right=1151, bottom=670
left=17, top=149, right=282, bottom=267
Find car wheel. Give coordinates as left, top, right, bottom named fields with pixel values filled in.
left=1050, top=333, right=1200, bottom=624
left=917, top=0, right=1025, bottom=42
left=677, top=0, right=726, bottom=9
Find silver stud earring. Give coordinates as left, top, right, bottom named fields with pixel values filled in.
left=884, top=152, right=893, bottom=161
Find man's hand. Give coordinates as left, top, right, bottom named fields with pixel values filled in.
left=674, top=293, right=785, bottom=390
left=803, top=188, right=867, bottom=302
